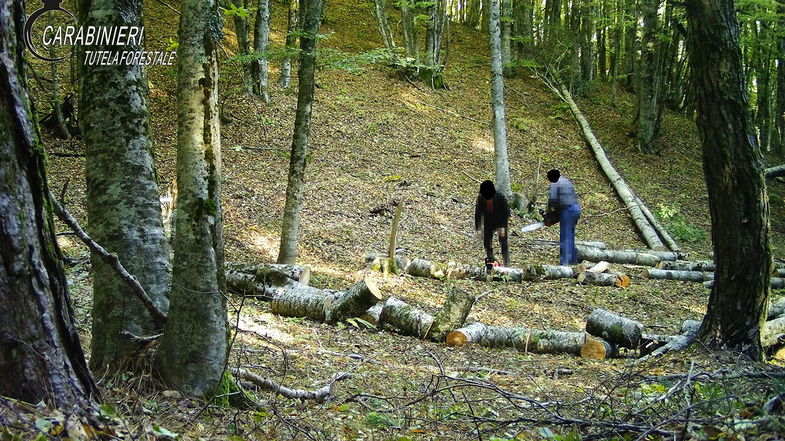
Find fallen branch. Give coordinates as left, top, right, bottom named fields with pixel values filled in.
left=232, top=368, right=348, bottom=402
left=48, top=191, right=167, bottom=328
left=765, top=164, right=785, bottom=179
left=643, top=268, right=714, bottom=283
left=637, top=320, right=701, bottom=362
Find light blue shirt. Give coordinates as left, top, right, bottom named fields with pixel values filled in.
left=548, top=176, right=579, bottom=209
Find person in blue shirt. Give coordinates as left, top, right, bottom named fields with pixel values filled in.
left=475, top=180, right=510, bottom=268
left=546, top=169, right=581, bottom=265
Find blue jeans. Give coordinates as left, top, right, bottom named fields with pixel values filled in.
left=559, top=204, right=581, bottom=265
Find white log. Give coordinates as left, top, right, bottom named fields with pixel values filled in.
left=429, top=290, right=475, bottom=342
left=576, top=245, right=661, bottom=266
left=704, top=278, right=784, bottom=289
left=577, top=271, right=631, bottom=288
left=657, top=260, right=715, bottom=272
left=585, top=308, right=644, bottom=349
left=525, top=239, right=608, bottom=250
left=768, top=299, right=785, bottom=320
left=324, top=278, right=384, bottom=324
left=226, top=262, right=311, bottom=284
left=359, top=302, right=384, bottom=326
left=643, top=268, right=714, bottom=283
left=446, top=322, right=488, bottom=347
left=762, top=317, right=785, bottom=347
left=270, top=282, right=342, bottom=321
left=378, top=296, right=435, bottom=339
left=478, top=326, right=586, bottom=355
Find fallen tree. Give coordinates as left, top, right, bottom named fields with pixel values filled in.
left=227, top=262, right=311, bottom=284
left=585, top=308, right=644, bottom=349
left=226, top=264, right=312, bottom=300
left=554, top=82, right=667, bottom=251
left=704, top=278, right=784, bottom=289
left=577, top=246, right=662, bottom=267
left=233, top=367, right=348, bottom=402
left=642, top=268, right=714, bottom=283
left=446, top=322, right=603, bottom=357
left=765, top=164, right=785, bottom=179
left=377, top=291, right=476, bottom=342
left=657, top=260, right=716, bottom=272
left=576, top=271, right=631, bottom=288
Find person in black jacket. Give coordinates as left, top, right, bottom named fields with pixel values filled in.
left=475, top=180, right=510, bottom=267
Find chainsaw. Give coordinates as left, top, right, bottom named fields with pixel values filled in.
left=520, top=208, right=559, bottom=233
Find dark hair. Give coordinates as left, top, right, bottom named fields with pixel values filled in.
left=547, top=169, right=560, bottom=183
left=479, top=180, right=495, bottom=199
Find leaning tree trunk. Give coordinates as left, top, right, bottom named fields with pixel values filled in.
left=489, top=0, right=514, bottom=201
left=372, top=0, right=396, bottom=50
left=233, top=0, right=253, bottom=93
left=78, top=0, right=172, bottom=372
left=558, top=85, right=667, bottom=250
left=277, top=0, right=323, bottom=264
left=278, top=0, right=299, bottom=89
left=686, top=0, right=771, bottom=360
left=0, top=0, right=99, bottom=406
left=156, top=0, right=229, bottom=397
left=251, top=0, right=271, bottom=102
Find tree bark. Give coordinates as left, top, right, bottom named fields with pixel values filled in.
left=324, top=279, right=384, bottom=323
left=776, top=0, right=785, bottom=152
left=278, top=0, right=323, bottom=264
left=762, top=316, right=785, bottom=348
left=489, top=0, right=513, bottom=200
left=765, top=164, right=785, bottom=179
left=446, top=322, right=488, bottom=347
left=476, top=325, right=587, bottom=356
left=233, top=0, right=253, bottom=93
left=252, top=0, right=271, bottom=102
left=429, top=290, right=476, bottom=342
left=657, top=260, right=715, bottom=272
left=156, top=0, right=228, bottom=397
left=585, top=308, right=644, bottom=348
left=0, top=0, right=99, bottom=405
left=686, top=0, right=771, bottom=360
left=576, top=245, right=663, bottom=266
left=401, top=0, right=419, bottom=61
left=577, top=271, right=630, bottom=288
left=78, top=0, right=172, bottom=372
left=642, top=268, right=714, bottom=283
left=558, top=85, right=667, bottom=250
left=270, top=283, right=342, bottom=321
left=378, top=296, right=435, bottom=339
left=635, top=0, right=662, bottom=154
left=372, top=0, right=396, bottom=50
left=227, top=262, right=311, bottom=284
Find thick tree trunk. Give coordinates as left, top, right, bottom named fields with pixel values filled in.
left=278, top=0, right=299, bottom=89
left=585, top=308, right=643, bottom=348
left=642, top=268, right=713, bottom=282
left=252, top=0, right=271, bottom=102
left=278, top=0, right=322, bottom=264
left=78, top=0, right=172, bottom=372
left=558, top=85, right=667, bottom=250
left=0, top=0, right=99, bottom=405
left=489, top=0, right=513, bottom=200
left=156, top=0, right=228, bottom=397
left=475, top=325, right=587, bottom=355
left=447, top=322, right=488, bottom=346
left=429, top=290, right=476, bottom=342
left=324, top=279, right=384, bottom=323
left=581, top=337, right=617, bottom=359
left=776, top=0, right=785, bottom=152
left=686, top=0, right=771, bottom=360
left=378, top=296, right=435, bottom=339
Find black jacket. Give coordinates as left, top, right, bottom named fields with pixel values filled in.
left=475, top=194, right=510, bottom=232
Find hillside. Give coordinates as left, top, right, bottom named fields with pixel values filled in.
left=27, top=0, right=785, bottom=438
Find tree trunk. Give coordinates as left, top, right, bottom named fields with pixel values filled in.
left=252, top=0, right=271, bottom=102
left=576, top=246, right=663, bottom=266
left=769, top=298, right=785, bottom=320
left=585, top=308, right=643, bottom=348
left=277, top=0, right=323, bottom=264
left=234, top=0, right=253, bottom=93
left=0, top=0, right=99, bottom=405
left=271, top=283, right=342, bottom=321
left=324, top=279, right=384, bottom=323
left=622, top=0, right=637, bottom=89
left=501, top=0, right=512, bottom=76
left=156, top=0, right=228, bottom=397
left=635, top=0, right=662, bottom=154
left=558, top=85, right=667, bottom=250
left=372, top=0, right=396, bottom=50
left=576, top=271, right=630, bottom=288
left=580, top=336, right=617, bottom=359
left=765, top=164, right=785, bottom=178
left=657, top=260, right=715, bottom=272
left=686, top=0, right=771, bottom=360
left=401, top=0, right=419, bottom=61
left=489, top=0, right=513, bottom=200
left=776, top=0, right=785, bottom=152
left=47, top=12, right=69, bottom=140
left=447, top=322, right=488, bottom=346
left=227, top=262, right=311, bottom=284
left=278, top=0, right=299, bottom=89
left=78, top=0, right=172, bottom=372
left=579, top=0, right=595, bottom=83
left=642, top=268, right=713, bottom=282
left=525, top=239, right=608, bottom=249
left=475, top=325, right=587, bottom=356
left=378, top=296, right=435, bottom=339
left=429, top=290, right=476, bottom=342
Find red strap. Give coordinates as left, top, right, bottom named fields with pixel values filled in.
left=486, top=199, right=493, bottom=212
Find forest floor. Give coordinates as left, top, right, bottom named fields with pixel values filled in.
left=15, top=0, right=785, bottom=439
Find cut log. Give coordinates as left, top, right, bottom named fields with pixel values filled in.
left=639, top=333, right=677, bottom=357
left=635, top=195, right=680, bottom=252
left=446, top=322, right=487, bottom=347
left=619, top=249, right=683, bottom=261
left=580, top=337, right=618, bottom=359
left=478, top=326, right=586, bottom=355
left=776, top=268, right=785, bottom=278
left=585, top=308, right=644, bottom=349
left=585, top=261, right=610, bottom=274
left=557, top=83, right=666, bottom=251
left=378, top=296, right=434, bottom=339
left=359, top=302, right=384, bottom=326
left=445, top=262, right=488, bottom=280
left=577, top=271, right=630, bottom=288
left=657, top=260, right=715, bottom=272
left=492, top=264, right=576, bottom=282
left=324, top=278, right=384, bottom=324
left=524, top=239, right=608, bottom=250
left=429, top=290, right=476, bottom=342
left=768, top=299, right=785, bottom=320
left=226, top=262, right=311, bottom=284
left=270, top=282, right=342, bottom=321
left=642, top=268, right=714, bottom=283
left=577, top=246, right=661, bottom=267
left=765, top=164, right=785, bottom=179
left=762, top=316, right=785, bottom=347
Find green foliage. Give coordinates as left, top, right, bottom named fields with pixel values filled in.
left=365, top=411, right=400, bottom=428
left=511, top=117, right=533, bottom=132
left=548, top=102, right=570, bottom=120
left=166, top=37, right=178, bottom=51
left=657, top=204, right=707, bottom=243
left=221, top=2, right=256, bottom=19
